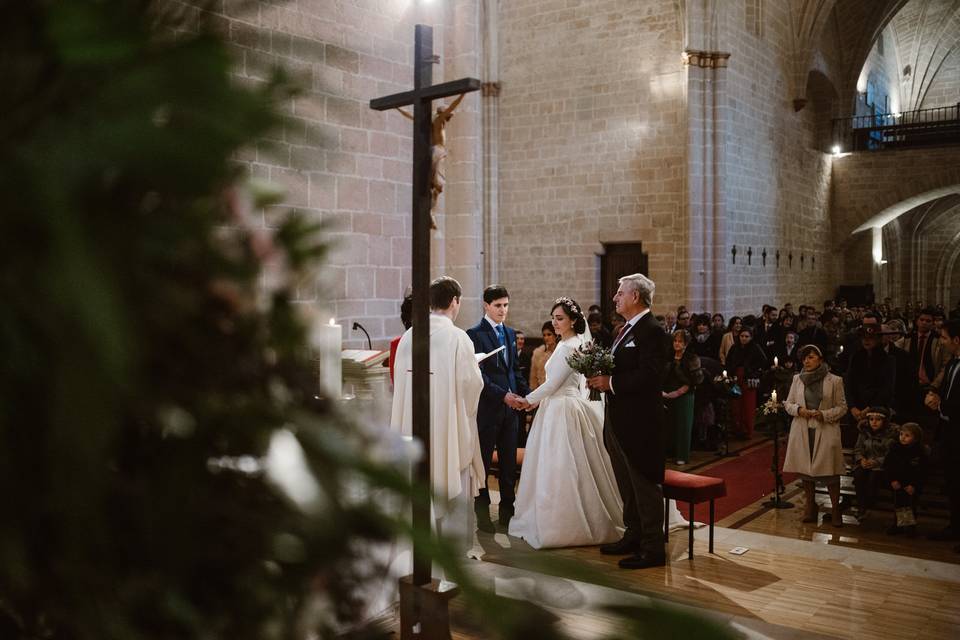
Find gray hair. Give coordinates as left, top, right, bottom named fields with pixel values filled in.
left=619, top=273, right=655, bottom=307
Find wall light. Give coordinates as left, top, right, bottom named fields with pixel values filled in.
left=831, top=144, right=841, bottom=155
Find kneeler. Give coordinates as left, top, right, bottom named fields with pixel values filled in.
left=662, top=470, right=727, bottom=558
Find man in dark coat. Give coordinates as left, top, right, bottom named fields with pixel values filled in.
left=927, top=320, right=960, bottom=544
left=588, top=273, right=668, bottom=569
left=844, top=324, right=896, bottom=422
left=467, top=285, right=530, bottom=532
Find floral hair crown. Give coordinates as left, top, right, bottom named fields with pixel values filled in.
left=554, top=296, right=582, bottom=317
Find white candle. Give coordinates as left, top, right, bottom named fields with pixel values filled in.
left=771, top=389, right=778, bottom=403
left=838, top=345, right=844, bottom=354
left=773, top=356, right=779, bottom=368
left=722, top=370, right=727, bottom=378
left=317, top=317, right=342, bottom=399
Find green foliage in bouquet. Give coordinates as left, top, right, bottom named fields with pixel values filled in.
left=566, top=341, right=614, bottom=401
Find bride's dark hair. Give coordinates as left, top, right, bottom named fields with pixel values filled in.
left=551, top=297, right=586, bottom=334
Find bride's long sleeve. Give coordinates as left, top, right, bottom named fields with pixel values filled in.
left=525, top=344, right=574, bottom=406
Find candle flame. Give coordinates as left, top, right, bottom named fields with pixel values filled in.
left=329, top=318, right=336, bottom=326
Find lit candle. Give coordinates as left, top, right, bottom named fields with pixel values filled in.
left=316, top=317, right=342, bottom=399
left=771, top=389, right=778, bottom=403
left=773, top=356, right=779, bottom=368
left=722, top=370, right=727, bottom=378
left=838, top=345, right=844, bottom=354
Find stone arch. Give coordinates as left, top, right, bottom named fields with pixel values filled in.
left=832, top=146, right=960, bottom=241
left=852, top=184, right=960, bottom=234
left=935, top=231, right=960, bottom=308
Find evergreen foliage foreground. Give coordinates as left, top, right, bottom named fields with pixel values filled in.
left=0, top=2, right=402, bottom=637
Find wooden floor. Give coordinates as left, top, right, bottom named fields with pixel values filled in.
left=381, top=435, right=960, bottom=639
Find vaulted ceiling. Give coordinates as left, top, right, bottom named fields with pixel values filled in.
left=789, top=0, right=960, bottom=113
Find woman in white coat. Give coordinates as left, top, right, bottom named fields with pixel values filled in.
left=782, top=344, right=848, bottom=527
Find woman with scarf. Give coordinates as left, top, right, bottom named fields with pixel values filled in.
left=783, top=344, right=849, bottom=527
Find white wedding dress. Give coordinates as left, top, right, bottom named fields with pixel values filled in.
left=507, top=335, right=624, bottom=548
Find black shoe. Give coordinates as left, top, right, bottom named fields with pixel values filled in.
left=618, top=550, right=667, bottom=569
left=498, top=507, right=514, bottom=527
left=599, top=537, right=641, bottom=555
left=928, top=527, right=960, bottom=541
left=476, top=511, right=496, bottom=534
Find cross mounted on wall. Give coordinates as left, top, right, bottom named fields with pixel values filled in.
left=369, top=24, right=481, bottom=639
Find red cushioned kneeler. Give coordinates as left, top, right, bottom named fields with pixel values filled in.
left=662, top=469, right=727, bottom=558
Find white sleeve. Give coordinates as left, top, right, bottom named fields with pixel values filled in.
left=525, top=344, right=574, bottom=405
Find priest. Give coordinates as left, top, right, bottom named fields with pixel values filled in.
left=390, top=276, right=486, bottom=570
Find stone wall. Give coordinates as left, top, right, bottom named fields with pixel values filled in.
left=195, top=0, right=486, bottom=348
left=718, top=1, right=837, bottom=314
left=496, top=0, right=686, bottom=333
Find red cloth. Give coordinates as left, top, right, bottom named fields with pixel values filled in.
left=732, top=366, right=757, bottom=438
left=662, top=470, right=727, bottom=503
left=389, top=335, right=402, bottom=383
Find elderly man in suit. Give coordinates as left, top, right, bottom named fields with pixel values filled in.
left=467, top=285, right=530, bottom=532
left=588, top=273, right=668, bottom=569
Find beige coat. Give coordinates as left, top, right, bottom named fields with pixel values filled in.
left=782, top=372, right=848, bottom=477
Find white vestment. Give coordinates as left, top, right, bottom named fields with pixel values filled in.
left=390, top=314, right=485, bottom=564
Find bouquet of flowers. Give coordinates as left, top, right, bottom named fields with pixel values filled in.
left=755, top=389, right=785, bottom=432
left=567, top=340, right=615, bottom=401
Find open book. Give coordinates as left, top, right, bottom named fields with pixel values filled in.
left=475, top=345, right=505, bottom=363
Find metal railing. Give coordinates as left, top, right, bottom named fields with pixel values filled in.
left=831, top=103, right=960, bottom=152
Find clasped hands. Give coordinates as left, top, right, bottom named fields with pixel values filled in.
left=925, top=391, right=941, bottom=411
left=504, top=392, right=533, bottom=411
left=798, top=407, right=823, bottom=420
left=890, top=480, right=915, bottom=495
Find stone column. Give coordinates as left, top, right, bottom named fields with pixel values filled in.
left=481, top=0, right=500, bottom=287
left=684, top=48, right=730, bottom=315
left=435, top=0, right=485, bottom=323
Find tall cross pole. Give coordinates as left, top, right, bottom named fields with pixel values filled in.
left=370, top=25, right=480, bottom=588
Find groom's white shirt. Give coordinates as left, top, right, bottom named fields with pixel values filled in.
left=609, top=308, right=650, bottom=394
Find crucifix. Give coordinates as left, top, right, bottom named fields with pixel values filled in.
left=370, top=24, right=480, bottom=639
left=747, top=247, right=753, bottom=266
left=731, top=245, right=737, bottom=264
left=761, top=248, right=767, bottom=267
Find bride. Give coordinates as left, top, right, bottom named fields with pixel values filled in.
left=507, top=297, right=624, bottom=548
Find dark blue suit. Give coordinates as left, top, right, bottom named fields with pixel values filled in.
left=467, top=318, right=530, bottom=514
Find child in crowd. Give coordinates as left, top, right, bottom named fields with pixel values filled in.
left=852, top=406, right=897, bottom=518
left=885, top=422, right=928, bottom=536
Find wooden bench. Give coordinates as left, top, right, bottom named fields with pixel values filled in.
left=663, top=469, right=727, bottom=558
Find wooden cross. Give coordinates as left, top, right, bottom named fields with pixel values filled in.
left=369, top=25, right=481, bottom=601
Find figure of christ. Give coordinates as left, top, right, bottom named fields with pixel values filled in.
left=390, top=276, right=486, bottom=577
left=396, top=93, right=466, bottom=229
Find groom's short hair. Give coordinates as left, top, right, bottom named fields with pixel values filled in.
left=430, top=276, right=462, bottom=310
left=483, top=285, right=509, bottom=303
left=619, top=273, right=655, bottom=308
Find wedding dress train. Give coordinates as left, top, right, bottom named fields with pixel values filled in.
left=508, top=335, right=623, bottom=548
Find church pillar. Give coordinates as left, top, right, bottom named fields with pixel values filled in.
left=480, top=0, right=500, bottom=288
left=683, top=48, right=730, bottom=315
left=435, top=0, right=486, bottom=323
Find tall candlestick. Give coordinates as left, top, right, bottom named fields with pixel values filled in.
left=316, top=317, right=342, bottom=399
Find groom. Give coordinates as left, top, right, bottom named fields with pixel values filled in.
left=467, top=285, right=530, bottom=532
left=588, top=273, right=668, bottom=569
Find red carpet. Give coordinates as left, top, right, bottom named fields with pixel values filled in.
left=696, top=442, right=797, bottom=521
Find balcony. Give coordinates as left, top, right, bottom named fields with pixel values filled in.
left=831, top=103, right=960, bottom=152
